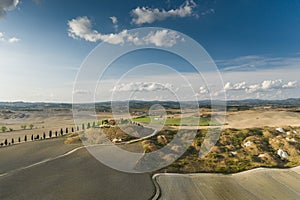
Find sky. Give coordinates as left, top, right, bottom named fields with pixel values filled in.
left=0, top=0, right=300, bottom=102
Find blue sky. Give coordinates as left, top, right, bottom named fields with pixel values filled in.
left=0, top=0, right=300, bottom=102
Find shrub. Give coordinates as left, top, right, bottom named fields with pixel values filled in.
left=1, top=126, right=7, bottom=132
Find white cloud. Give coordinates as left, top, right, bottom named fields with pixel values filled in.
left=143, top=29, right=180, bottom=47
left=131, top=0, right=197, bottom=25
left=0, top=32, right=4, bottom=41
left=111, top=82, right=173, bottom=92
left=73, top=89, right=91, bottom=95
left=110, top=16, right=118, bottom=24
left=8, top=36, right=20, bottom=43
left=199, top=86, right=208, bottom=94
left=110, top=16, right=118, bottom=31
left=67, top=16, right=182, bottom=47
left=224, top=82, right=246, bottom=91
left=217, top=55, right=300, bottom=72
left=283, top=81, right=297, bottom=88
left=0, top=32, right=20, bottom=43
left=0, top=0, right=19, bottom=18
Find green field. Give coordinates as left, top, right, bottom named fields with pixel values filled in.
left=132, top=116, right=220, bottom=126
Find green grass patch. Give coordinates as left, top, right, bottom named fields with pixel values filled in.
left=132, top=116, right=220, bottom=126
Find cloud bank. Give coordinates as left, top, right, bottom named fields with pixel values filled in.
left=224, top=79, right=297, bottom=94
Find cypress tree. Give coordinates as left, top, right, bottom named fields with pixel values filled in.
left=66, top=128, right=68, bottom=134
left=60, top=128, right=63, bottom=135
left=18, top=137, right=21, bottom=143
left=49, top=130, right=52, bottom=138
left=31, top=134, right=34, bottom=141
left=55, top=131, right=58, bottom=137
left=72, top=127, right=74, bottom=132
left=43, top=132, right=46, bottom=139
left=11, top=138, right=14, bottom=144
left=4, top=139, right=8, bottom=146
left=24, top=135, right=27, bottom=142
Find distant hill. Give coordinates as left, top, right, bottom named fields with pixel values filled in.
left=0, top=98, right=299, bottom=111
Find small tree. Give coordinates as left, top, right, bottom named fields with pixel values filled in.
left=1, top=126, right=7, bottom=132
left=4, top=139, right=8, bottom=146
left=18, top=137, right=21, bottom=143
left=66, top=128, right=68, bottom=134
left=60, top=128, right=63, bottom=135
left=49, top=130, right=52, bottom=138
left=29, top=124, right=34, bottom=129
left=76, top=126, right=79, bottom=131
left=43, top=132, right=46, bottom=139
left=24, top=135, right=27, bottom=142
left=55, top=131, right=58, bottom=137
left=87, top=122, right=91, bottom=129
left=36, top=134, right=40, bottom=140
left=11, top=138, right=14, bottom=144
left=31, top=134, right=34, bottom=141
left=92, top=121, right=96, bottom=128
left=82, top=124, right=85, bottom=130
left=71, top=127, right=74, bottom=132
left=21, top=125, right=27, bottom=130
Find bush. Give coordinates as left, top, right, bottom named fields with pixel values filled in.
left=1, top=126, right=7, bottom=132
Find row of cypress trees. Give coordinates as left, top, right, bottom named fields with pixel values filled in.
left=0, top=121, right=98, bottom=148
